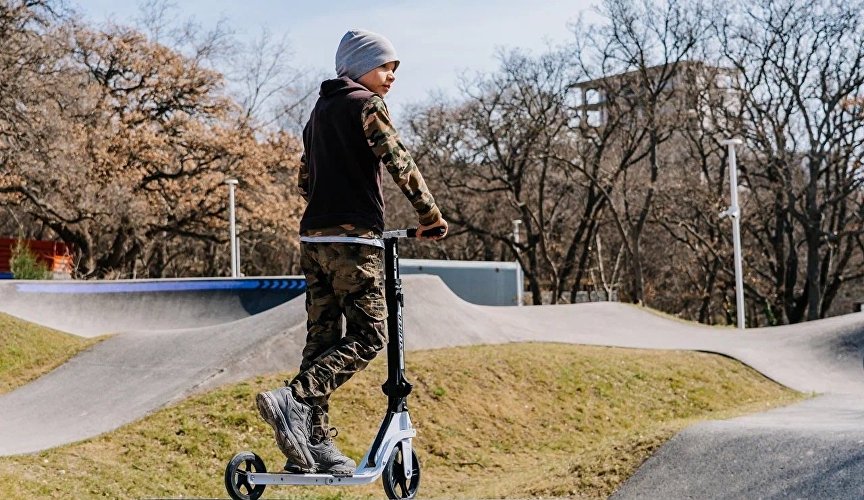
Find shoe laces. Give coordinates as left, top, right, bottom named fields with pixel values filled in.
left=315, top=432, right=350, bottom=463
left=313, top=426, right=339, bottom=444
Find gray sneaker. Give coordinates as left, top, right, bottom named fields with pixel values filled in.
left=256, top=387, right=315, bottom=471
left=284, top=428, right=356, bottom=476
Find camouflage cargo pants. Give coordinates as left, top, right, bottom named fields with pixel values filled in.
left=287, top=242, right=387, bottom=435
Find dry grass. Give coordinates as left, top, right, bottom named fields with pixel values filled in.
left=0, top=312, right=103, bottom=395
left=0, top=342, right=801, bottom=499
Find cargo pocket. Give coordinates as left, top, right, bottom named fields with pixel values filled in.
left=347, top=293, right=388, bottom=352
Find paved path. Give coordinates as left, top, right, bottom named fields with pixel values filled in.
left=1, top=275, right=863, bottom=497
left=612, top=394, right=864, bottom=499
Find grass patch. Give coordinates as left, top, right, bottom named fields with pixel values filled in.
left=0, top=343, right=801, bottom=499
left=0, top=312, right=103, bottom=395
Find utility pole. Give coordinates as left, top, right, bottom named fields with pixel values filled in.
left=720, top=139, right=746, bottom=329
left=225, top=179, right=239, bottom=278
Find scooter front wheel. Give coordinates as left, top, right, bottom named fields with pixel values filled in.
left=225, top=451, right=267, bottom=500
left=382, top=443, right=421, bottom=499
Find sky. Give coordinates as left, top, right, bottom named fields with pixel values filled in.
left=71, top=0, right=599, bottom=114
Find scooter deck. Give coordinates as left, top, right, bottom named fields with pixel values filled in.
left=246, top=470, right=381, bottom=486
left=271, top=471, right=354, bottom=477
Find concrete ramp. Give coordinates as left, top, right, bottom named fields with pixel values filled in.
left=0, top=278, right=304, bottom=337
left=0, top=295, right=308, bottom=455
left=402, top=276, right=864, bottom=498
left=402, top=276, right=864, bottom=394
left=2, top=275, right=864, bottom=499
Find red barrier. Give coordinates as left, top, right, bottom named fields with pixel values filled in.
left=0, top=238, right=71, bottom=274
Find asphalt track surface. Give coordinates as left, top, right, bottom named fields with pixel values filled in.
left=1, top=275, right=863, bottom=498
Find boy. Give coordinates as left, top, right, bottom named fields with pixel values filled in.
left=256, top=29, right=448, bottom=475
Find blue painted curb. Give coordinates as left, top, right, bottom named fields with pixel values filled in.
left=12, top=278, right=307, bottom=294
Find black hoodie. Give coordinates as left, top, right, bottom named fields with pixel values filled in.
left=299, top=77, right=385, bottom=234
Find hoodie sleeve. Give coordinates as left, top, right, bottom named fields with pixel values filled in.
left=297, top=151, right=309, bottom=203
left=361, top=96, right=441, bottom=226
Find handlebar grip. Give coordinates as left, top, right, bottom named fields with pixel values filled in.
left=408, top=226, right=446, bottom=238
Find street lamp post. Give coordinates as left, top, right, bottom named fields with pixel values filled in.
left=225, top=179, right=239, bottom=278
left=513, top=219, right=523, bottom=306
left=720, top=139, right=746, bottom=329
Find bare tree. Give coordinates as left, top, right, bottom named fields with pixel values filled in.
left=562, top=0, right=710, bottom=305
left=408, top=48, right=582, bottom=304
left=649, top=59, right=745, bottom=324
left=720, top=0, right=864, bottom=323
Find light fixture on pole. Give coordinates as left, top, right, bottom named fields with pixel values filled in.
left=719, top=139, right=745, bottom=329
left=225, top=179, right=239, bottom=278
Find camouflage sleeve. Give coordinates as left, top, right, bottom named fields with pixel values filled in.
left=361, top=96, right=441, bottom=225
left=297, top=151, right=309, bottom=202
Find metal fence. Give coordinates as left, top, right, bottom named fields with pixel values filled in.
left=399, top=259, right=522, bottom=306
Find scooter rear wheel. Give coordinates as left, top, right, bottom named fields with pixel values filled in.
left=382, top=443, right=421, bottom=499
left=225, top=451, right=267, bottom=500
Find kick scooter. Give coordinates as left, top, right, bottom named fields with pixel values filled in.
left=225, top=227, right=443, bottom=500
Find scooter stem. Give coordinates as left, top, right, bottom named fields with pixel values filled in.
left=365, top=234, right=414, bottom=468
left=382, top=235, right=412, bottom=410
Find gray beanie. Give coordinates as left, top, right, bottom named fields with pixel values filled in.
left=335, top=29, right=400, bottom=80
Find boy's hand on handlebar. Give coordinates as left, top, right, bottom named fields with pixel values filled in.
left=417, top=219, right=448, bottom=240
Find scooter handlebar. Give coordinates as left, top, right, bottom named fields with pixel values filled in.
left=384, top=227, right=446, bottom=239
